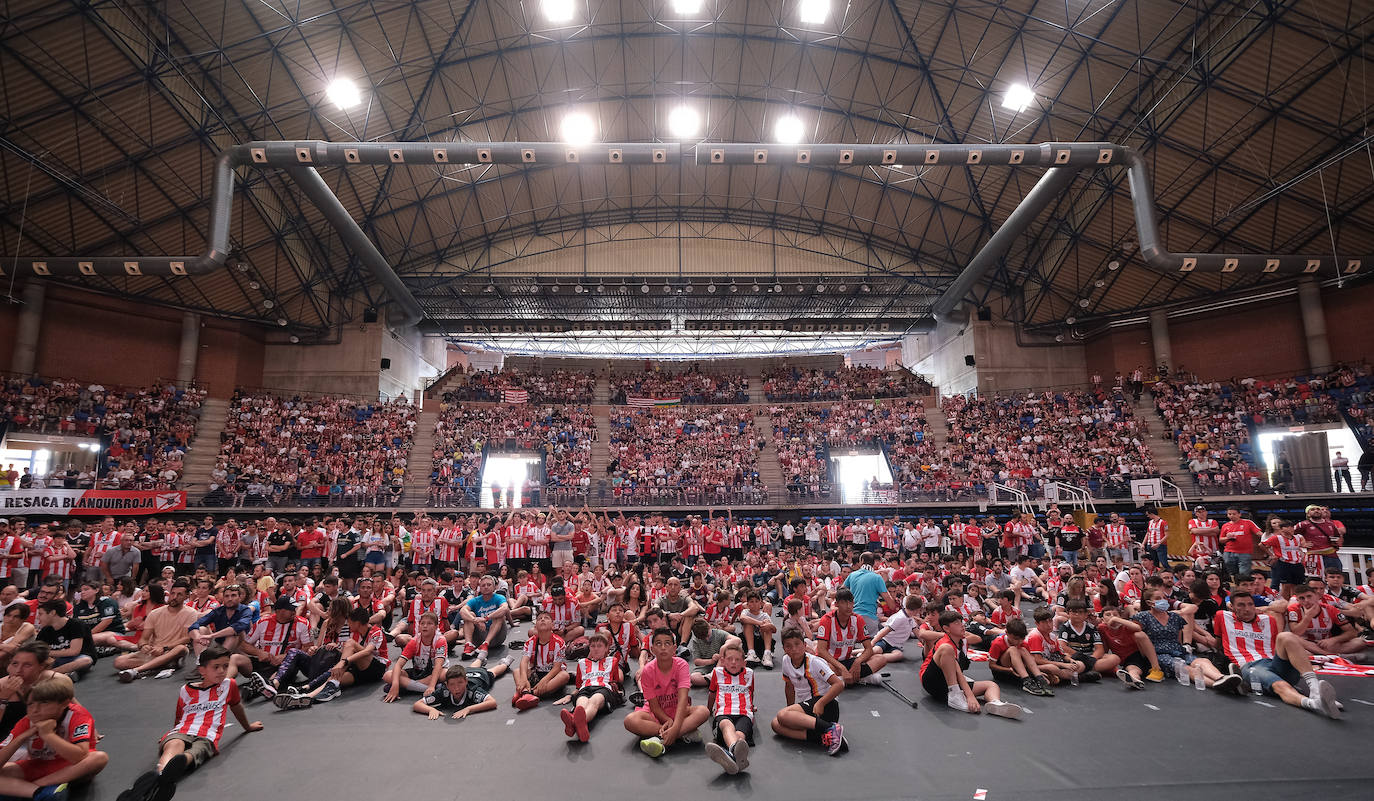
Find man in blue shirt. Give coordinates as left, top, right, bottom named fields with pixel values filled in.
left=188, top=584, right=255, bottom=673
left=842, top=552, right=892, bottom=638
left=459, top=575, right=511, bottom=664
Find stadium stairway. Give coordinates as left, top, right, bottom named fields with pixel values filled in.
left=592, top=407, right=612, bottom=478
left=1131, top=395, right=1196, bottom=496
left=400, top=405, right=440, bottom=508
left=179, top=396, right=229, bottom=493
left=747, top=375, right=762, bottom=403
left=594, top=374, right=610, bottom=404
left=923, top=402, right=948, bottom=450
left=754, top=408, right=784, bottom=494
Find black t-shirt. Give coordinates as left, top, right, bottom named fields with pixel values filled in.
left=1058, top=528, right=1083, bottom=551
left=39, top=618, right=95, bottom=658
left=1193, top=598, right=1220, bottom=635
left=334, top=530, right=361, bottom=562
left=73, top=597, right=124, bottom=634
left=423, top=668, right=493, bottom=709
left=1056, top=620, right=1102, bottom=655
left=194, top=527, right=218, bottom=557
left=266, top=529, right=293, bottom=553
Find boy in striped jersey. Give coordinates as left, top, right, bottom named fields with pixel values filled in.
left=120, top=645, right=261, bottom=801
left=705, top=642, right=755, bottom=774
left=554, top=631, right=623, bottom=743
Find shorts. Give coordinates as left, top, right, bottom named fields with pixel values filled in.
left=1270, top=560, right=1304, bottom=585
left=405, top=665, right=433, bottom=682
left=837, top=656, right=873, bottom=678
left=1240, top=656, right=1301, bottom=695
left=920, top=665, right=955, bottom=698
left=797, top=696, right=839, bottom=723
left=1121, top=652, right=1150, bottom=672
left=1071, top=653, right=1098, bottom=672
left=873, top=639, right=905, bottom=655
left=158, top=732, right=217, bottom=771
left=347, top=658, right=387, bottom=684
left=713, top=713, right=755, bottom=745
left=575, top=686, right=622, bottom=709
left=14, top=757, right=75, bottom=783
left=551, top=550, right=575, bottom=569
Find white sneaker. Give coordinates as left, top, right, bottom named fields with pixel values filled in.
left=678, top=727, right=702, bottom=744
left=761, top=651, right=773, bottom=669
left=947, top=687, right=970, bottom=713
left=860, top=673, right=884, bottom=686
left=985, top=700, right=1024, bottom=720
left=745, top=651, right=759, bottom=665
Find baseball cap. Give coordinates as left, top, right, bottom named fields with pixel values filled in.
left=273, top=596, right=298, bottom=611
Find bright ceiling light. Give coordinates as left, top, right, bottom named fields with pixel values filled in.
left=671, top=0, right=703, bottom=13
left=773, top=114, right=805, bottom=143
left=1001, top=83, right=1036, bottom=112
left=541, top=0, right=576, bottom=23
left=667, top=105, right=701, bottom=139
left=798, top=0, right=829, bottom=24
left=325, top=78, right=361, bottom=110
left=560, top=112, right=596, bottom=145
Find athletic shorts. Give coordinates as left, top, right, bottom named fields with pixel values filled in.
left=1270, top=560, right=1304, bottom=586
left=158, top=732, right=217, bottom=771
left=1071, top=653, right=1099, bottom=673
left=574, top=686, right=622, bottom=709
left=347, top=658, right=387, bottom=684
left=797, top=696, right=839, bottom=723
left=873, top=639, right=906, bottom=655
left=920, top=664, right=953, bottom=698
left=837, top=656, right=873, bottom=678
left=405, top=665, right=433, bottom=682
left=713, top=713, right=755, bottom=745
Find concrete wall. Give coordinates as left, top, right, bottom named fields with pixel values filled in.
left=262, top=323, right=383, bottom=398
left=973, top=320, right=1087, bottom=394
left=0, top=284, right=264, bottom=395
left=902, top=318, right=977, bottom=396
left=381, top=323, right=446, bottom=401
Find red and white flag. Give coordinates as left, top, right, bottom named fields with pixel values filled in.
left=503, top=388, right=529, bottom=404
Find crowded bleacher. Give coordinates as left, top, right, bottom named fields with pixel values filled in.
left=609, top=369, right=750, bottom=405
left=942, top=389, right=1155, bottom=500
left=0, top=376, right=205, bottom=489
left=428, top=398, right=597, bottom=506
left=440, top=368, right=596, bottom=405
left=762, top=365, right=932, bottom=402
left=606, top=405, right=764, bottom=504
left=205, top=391, right=416, bottom=507
left=769, top=399, right=931, bottom=501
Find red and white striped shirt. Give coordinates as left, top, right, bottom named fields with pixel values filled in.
left=657, top=526, right=677, bottom=554
left=684, top=527, right=704, bottom=557
left=86, top=530, right=118, bottom=563
left=1105, top=523, right=1131, bottom=548
left=24, top=535, right=49, bottom=572
left=1263, top=533, right=1304, bottom=563
left=400, top=631, right=449, bottom=673
left=754, top=525, right=772, bottom=547
left=823, top=524, right=841, bottom=544
left=1189, top=519, right=1220, bottom=553
left=437, top=527, right=464, bottom=563
left=167, top=679, right=240, bottom=749
left=504, top=524, right=530, bottom=559
left=0, top=536, right=22, bottom=578
left=575, top=656, right=622, bottom=690
left=728, top=525, right=749, bottom=549
left=524, top=633, right=566, bottom=672
left=529, top=525, right=550, bottom=560
left=596, top=621, right=639, bottom=662
left=709, top=665, right=755, bottom=717
left=215, top=528, right=240, bottom=560
left=1144, top=519, right=1168, bottom=548
left=816, top=611, right=866, bottom=661
left=410, top=528, right=437, bottom=565
left=41, top=544, right=75, bottom=580
left=1214, top=609, right=1276, bottom=664
left=543, top=597, right=580, bottom=631
left=248, top=616, right=312, bottom=656
left=407, top=597, right=450, bottom=632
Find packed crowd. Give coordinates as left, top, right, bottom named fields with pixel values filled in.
left=761, top=366, right=932, bottom=402
left=609, top=370, right=750, bottom=405
left=205, top=392, right=416, bottom=508
left=768, top=400, right=932, bottom=501
left=940, top=389, right=1156, bottom=500
left=606, top=407, right=764, bottom=505
left=440, top=370, right=596, bottom=405
left=428, top=402, right=597, bottom=507
left=0, top=377, right=205, bottom=490
left=0, top=498, right=1362, bottom=800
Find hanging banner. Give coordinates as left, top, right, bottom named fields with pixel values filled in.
left=0, top=489, right=187, bottom=516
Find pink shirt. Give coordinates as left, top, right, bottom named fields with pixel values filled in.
left=637, top=656, right=690, bottom=716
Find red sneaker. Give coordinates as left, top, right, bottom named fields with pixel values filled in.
left=513, top=693, right=540, bottom=711
left=560, top=708, right=577, bottom=737
left=573, top=705, right=590, bottom=743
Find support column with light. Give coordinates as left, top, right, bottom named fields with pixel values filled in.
left=1297, top=278, right=1332, bottom=371
left=1150, top=309, right=1172, bottom=372
left=177, top=312, right=200, bottom=387
left=11, top=282, right=44, bottom=375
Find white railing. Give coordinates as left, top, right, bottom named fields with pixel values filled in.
left=1340, top=547, right=1374, bottom=587
left=1043, top=481, right=1097, bottom=516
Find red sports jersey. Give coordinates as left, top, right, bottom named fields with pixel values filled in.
left=989, top=605, right=1021, bottom=626
left=166, top=679, right=239, bottom=749
left=705, top=602, right=739, bottom=627
left=41, top=544, right=75, bottom=581
left=1144, top=519, right=1168, bottom=548
left=962, top=523, right=982, bottom=550
left=709, top=665, right=755, bottom=717
left=249, top=616, right=312, bottom=656
left=728, top=525, right=748, bottom=549
left=1263, top=533, right=1304, bottom=564
left=597, top=620, right=640, bottom=663
left=1288, top=602, right=1344, bottom=642
left=1188, top=519, right=1219, bottom=553
left=823, top=524, right=841, bottom=544
left=86, top=530, right=118, bottom=562
left=658, top=526, right=678, bottom=554
left=920, top=633, right=966, bottom=678
left=1214, top=610, right=1276, bottom=664
left=754, top=526, right=772, bottom=547
left=524, top=633, right=566, bottom=672
left=410, top=529, right=437, bottom=565
left=407, top=597, right=450, bottom=632
left=816, top=611, right=866, bottom=661
left=1023, top=628, right=1063, bottom=659
left=437, top=528, right=465, bottom=563
left=353, top=624, right=388, bottom=666
left=504, top=524, right=530, bottom=559
left=685, top=527, right=705, bottom=557
left=214, top=528, right=240, bottom=560
left=575, top=656, right=622, bottom=691
left=529, top=525, right=550, bottom=560
left=1105, top=523, right=1131, bottom=548
left=2, top=702, right=97, bottom=766
left=0, top=536, right=22, bottom=578
left=401, top=631, right=448, bottom=672
left=543, top=597, right=580, bottom=631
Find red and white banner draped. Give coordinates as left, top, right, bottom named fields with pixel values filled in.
left=502, top=389, right=529, bottom=404
left=0, top=489, right=187, bottom=516
left=626, top=396, right=680, bottom=407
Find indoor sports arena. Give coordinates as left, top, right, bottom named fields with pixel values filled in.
left=1, top=2, right=1373, bottom=800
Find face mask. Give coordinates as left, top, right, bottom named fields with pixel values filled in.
left=1152, top=599, right=1169, bottom=612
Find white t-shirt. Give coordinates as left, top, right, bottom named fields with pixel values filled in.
left=805, top=523, right=821, bottom=542
left=781, top=652, right=836, bottom=703
left=922, top=526, right=941, bottom=548
left=782, top=523, right=796, bottom=541
left=1010, top=566, right=1038, bottom=586
left=878, top=610, right=918, bottom=649
left=901, top=527, right=919, bottom=550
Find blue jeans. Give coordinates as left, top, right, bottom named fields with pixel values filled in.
left=1240, top=656, right=1300, bottom=695
left=1223, top=552, right=1252, bottom=579
left=1062, top=549, right=1079, bottom=567
left=1154, top=543, right=1169, bottom=567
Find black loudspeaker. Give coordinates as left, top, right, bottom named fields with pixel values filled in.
left=363, top=308, right=379, bottom=323
left=964, top=355, right=976, bottom=366
left=380, top=358, right=391, bottom=370
left=976, top=307, right=992, bottom=321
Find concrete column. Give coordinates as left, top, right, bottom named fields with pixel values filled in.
left=1297, top=278, right=1332, bottom=371
left=1149, top=309, right=1172, bottom=371
left=11, top=282, right=45, bottom=375
left=177, top=312, right=200, bottom=387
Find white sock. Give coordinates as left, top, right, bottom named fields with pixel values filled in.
left=1302, top=671, right=1319, bottom=693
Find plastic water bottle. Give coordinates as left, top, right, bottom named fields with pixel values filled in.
left=1250, top=677, right=1262, bottom=697
left=1173, top=657, right=1190, bottom=685
left=1193, top=666, right=1206, bottom=691
left=1070, top=671, right=1079, bottom=686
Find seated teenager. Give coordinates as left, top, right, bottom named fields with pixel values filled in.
left=769, top=627, right=847, bottom=755
left=623, top=627, right=711, bottom=758
left=382, top=612, right=447, bottom=703
left=919, top=610, right=1023, bottom=719
left=987, top=619, right=1055, bottom=696
left=553, top=631, right=623, bottom=743
left=0, top=677, right=107, bottom=801
left=511, top=611, right=569, bottom=710
left=34, top=602, right=94, bottom=678
left=704, top=641, right=755, bottom=775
